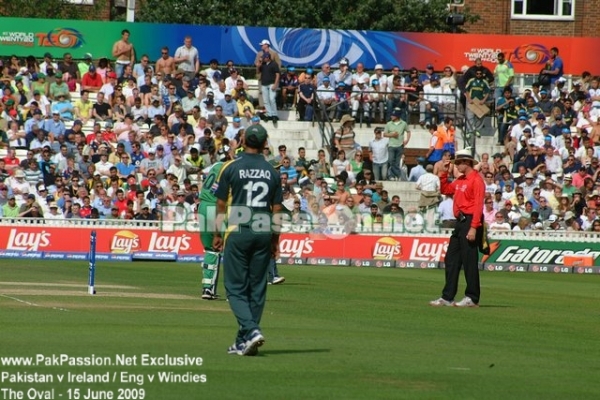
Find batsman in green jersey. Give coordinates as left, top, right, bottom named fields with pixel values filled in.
left=198, top=154, right=230, bottom=300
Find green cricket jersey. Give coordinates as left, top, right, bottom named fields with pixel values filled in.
left=215, top=153, right=282, bottom=219
left=200, top=161, right=224, bottom=204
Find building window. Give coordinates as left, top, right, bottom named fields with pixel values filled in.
left=512, top=0, right=574, bottom=20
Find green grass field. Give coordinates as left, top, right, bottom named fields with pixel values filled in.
left=1, top=260, right=599, bottom=400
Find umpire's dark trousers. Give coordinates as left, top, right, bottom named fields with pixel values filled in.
left=442, top=215, right=481, bottom=304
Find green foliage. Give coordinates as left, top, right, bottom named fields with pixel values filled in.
left=136, top=0, right=480, bottom=33
left=0, top=0, right=107, bottom=20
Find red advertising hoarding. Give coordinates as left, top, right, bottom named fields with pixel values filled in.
left=0, top=226, right=449, bottom=261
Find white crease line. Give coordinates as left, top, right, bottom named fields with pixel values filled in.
left=0, top=294, right=69, bottom=312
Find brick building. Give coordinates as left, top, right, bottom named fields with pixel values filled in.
left=465, top=0, right=600, bottom=37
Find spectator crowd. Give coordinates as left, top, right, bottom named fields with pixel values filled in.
left=0, top=36, right=598, bottom=232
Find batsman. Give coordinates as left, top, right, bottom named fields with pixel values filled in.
left=198, top=154, right=230, bottom=300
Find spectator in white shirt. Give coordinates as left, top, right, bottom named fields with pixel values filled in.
left=369, top=128, right=389, bottom=181
left=489, top=212, right=512, bottom=231
left=416, top=164, right=441, bottom=209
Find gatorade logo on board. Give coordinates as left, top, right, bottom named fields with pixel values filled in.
left=110, top=231, right=141, bottom=254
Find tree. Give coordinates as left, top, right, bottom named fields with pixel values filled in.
left=0, top=0, right=108, bottom=20
left=136, top=0, right=479, bottom=33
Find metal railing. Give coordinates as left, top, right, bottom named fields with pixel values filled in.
left=0, top=218, right=598, bottom=240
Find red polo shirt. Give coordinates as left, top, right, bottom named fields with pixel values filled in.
left=440, top=169, right=485, bottom=229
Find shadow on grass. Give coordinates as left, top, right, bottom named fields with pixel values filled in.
left=260, top=349, right=331, bottom=356
left=478, top=305, right=513, bottom=308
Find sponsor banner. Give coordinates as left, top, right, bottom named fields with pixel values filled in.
left=132, top=252, right=177, bottom=261
left=482, top=241, right=600, bottom=266
left=351, top=259, right=396, bottom=268
left=0, top=226, right=599, bottom=268
left=177, top=255, right=204, bottom=263
left=305, top=257, right=350, bottom=266
left=484, top=263, right=528, bottom=272
left=528, top=264, right=572, bottom=274
left=0, top=18, right=597, bottom=73
left=276, top=257, right=307, bottom=266
left=95, top=253, right=133, bottom=262
left=574, top=266, right=600, bottom=274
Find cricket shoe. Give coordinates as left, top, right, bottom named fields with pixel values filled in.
left=243, top=330, right=265, bottom=356
left=429, top=297, right=454, bottom=307
left=454, top=297, right=479, bottom=308
left=227, top=342, right=258, bottom=356
left=201, top=289, right=217, bottom=300
left=272, top=276, right=286, bottom=285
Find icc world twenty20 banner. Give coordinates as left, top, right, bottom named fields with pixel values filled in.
left=1, top=17, right=599, bottom=74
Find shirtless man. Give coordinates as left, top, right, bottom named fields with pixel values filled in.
left=112, top=29, right=135, bottom=79
left=156, top=46, right=176, bottom=76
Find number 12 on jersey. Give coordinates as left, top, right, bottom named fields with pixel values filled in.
left=243, top=181, right=269, bottom=207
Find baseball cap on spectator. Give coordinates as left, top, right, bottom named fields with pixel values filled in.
left=251, top=116, right=260, bottom=123
left=33, top=109, right=42, bottom=115
left=374, top=64, right=383, bottom=70
left=392, top=108, right=403, bottom=118
left=155, top=188, right=164, bottom=195
left=540, top=89, right=548, bottom=95
left=213, top=71, right=222, bottom=81
left=55, top=72, right=63, bottom=79
left=141, top=203, right=150, bottom=210
left=89, top=65, right=96, bottom=73
left=339, top=58, right=348, bottom=65
left=323, top=77, right=330, bottom=82
left=494, top=189, right=502, bottom=194
left=44, top=52, right=53, bottom=59
left=363, top=189, right=373, bottom=196
left=156, top=145, right=164, bottom=151
left=259, top=39, right=271, bottom=46
left=33, top=90, right=41, bottom=96
left=564, top=174, right=573, bottom=181
left=525, top=173, right=534, bottom=179
left=518, top=116, right=527, bottom=121
left=73, top=120, right=83, bottom=126
left=224, top=89, right=232, bottom=96
left=536, top=114, right=546, bottom=120
left=107, top=72, right=117, bottom=79
left=233, top=116, right=241, bottom=123
left=84, top=53, right=93, bottom=60
left=523, top=127, right=532, bottom=133
left=105, top=121, right=113, bottom=129
left=518, top=109, right=527, bottom=116
left=557, top=77, right=567, bottom=83
left=426, top=64, right=434, bottom=69
left=171, top=145, right=178, bottom=151
left=147, top=147, right=156, bottom=154
left=548, top=214, right=558, bottom=223
left=27, top=194, right=36, bottom=200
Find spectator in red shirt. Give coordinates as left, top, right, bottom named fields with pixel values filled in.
left=81, top=65, right=104, bottom=92
left=430, top=149, right=485, bottom=308
left=113, top=189, right=128, bottom=214
left=3, top=148, right=20, bottom=174
left=80, top=196, right=93, bottom=218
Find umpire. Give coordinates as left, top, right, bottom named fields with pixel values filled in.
left=430, top=149, right=485, bottom=308
left=213, top=124, right=283, bottom=356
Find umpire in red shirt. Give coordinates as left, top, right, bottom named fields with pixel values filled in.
left=430, top=149, right=485, bottom=308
